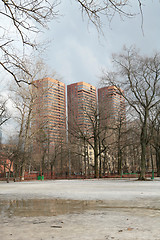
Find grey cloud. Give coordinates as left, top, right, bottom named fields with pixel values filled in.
left=42, top=0, right=160, bottom=87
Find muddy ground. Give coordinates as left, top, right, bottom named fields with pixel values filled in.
left=0, top=179, right=160, bottom=240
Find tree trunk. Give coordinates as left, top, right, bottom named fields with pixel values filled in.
left=139, top=112, right=148, bottom=180
left=41, top=153, right=45, bottom=176
left=14, top=164, right=18, bottom=182
left=51, top=164, right=53, bottom=179
left=94, top=132, right=99, bottom=178
left=84, top=153, right=87, bottom=178
left=156, top=148, right=160, bottom=177
left=6, top=170, right=10, bottom=183
left=20, top=163, right=25, bottom=181
left=139, top=140, right=146, bottom=180
left=102, top=151, right=106, bottom=176
left=94, top=154, right=99, bottom=178
left=99, top=154, right=102, bottom=178
left=21, top=165, right=25, bottom=181
left=94, top=143, right=99, bottom=178
left=118, top=148, right=122, bottom=175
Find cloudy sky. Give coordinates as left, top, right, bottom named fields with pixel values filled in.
left=41, top=0, right=160, bottom=88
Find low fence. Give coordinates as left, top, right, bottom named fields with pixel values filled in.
left=0, top=171, right=157, bottom=181
left=120, top=172, right=156, bottom=179
left=121, top=172, right=139, bottom=178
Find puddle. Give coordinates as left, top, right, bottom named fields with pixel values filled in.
left=0, top=199, right=104, bottom=217
left=1, top=198, right=160, bottom=218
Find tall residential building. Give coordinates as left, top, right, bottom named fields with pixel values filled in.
left=67, top=82, right=97, bottom=134
left=32, top=77, right=66, bottom=146
left=98, top=86, right=126, bottom=124
left=0, top=127, right=2, bottom=149
left=98, top=86, right=126, bottom=174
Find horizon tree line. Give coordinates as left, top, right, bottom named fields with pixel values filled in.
left=0, top=47, right=160, bottom=181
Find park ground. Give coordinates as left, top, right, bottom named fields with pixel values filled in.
left=0, top=179, right=160, bottom=240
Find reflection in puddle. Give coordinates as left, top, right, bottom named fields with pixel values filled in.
left=0, top=199, right=104, bottom=217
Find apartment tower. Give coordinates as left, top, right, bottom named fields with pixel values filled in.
left=98, top=86, right=126, bottom=125
left=32, top=77, right=66, bottom=146
left=67, top=82, right=97, bottom=135
left=98, top=86, right=126, bottom=174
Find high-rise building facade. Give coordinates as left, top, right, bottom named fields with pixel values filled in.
left=0, top=127, right=2, bottom=149
left=67, top=82, right=97, bottom=134
left=98, top=86, right=126, bottom=175
left=32, top=77, right=66, bottom=146
left=98, top=86, right=126, bottom=124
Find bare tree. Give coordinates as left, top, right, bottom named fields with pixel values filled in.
left=49, top=142, right=62, bottom=178
left=0, top=139, right=19, bottom=183
left=150, top=107, right=160, bottom=176
left=0, top=0, right=59, bottom=84
left=68, top=101, right=112, bottom=178
left=76, top=0, right=142, bottom=29
left=8, top=59, right=57, bottom=180
left=50, top=135, right=68, bottom=178
left=0, top=96, right=10, bottom=126
left=9, top=84, right=36, bottom=180
left=110, top=113, right=128, bottom=175
left=125, top=118, right=141, bottom=173
left=102, top=46, right=160, bottom=180
left=67, top=137, right=92, bottom=178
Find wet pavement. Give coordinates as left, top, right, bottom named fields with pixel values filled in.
left=1, top=180, right=160, bottom=239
